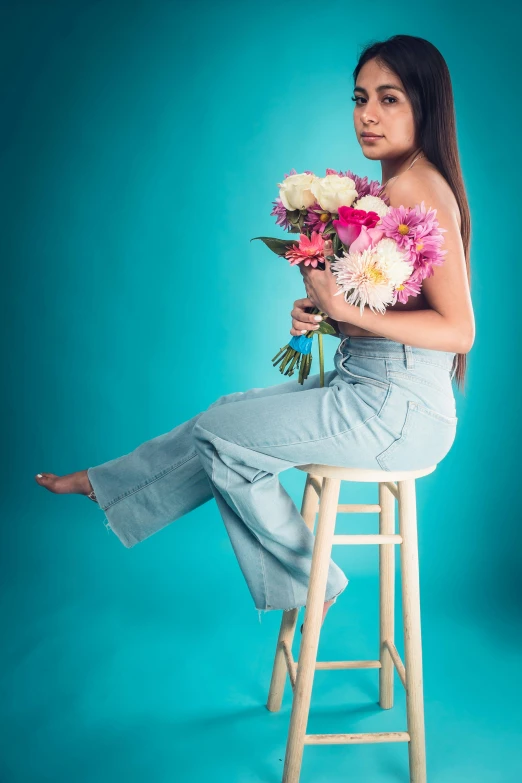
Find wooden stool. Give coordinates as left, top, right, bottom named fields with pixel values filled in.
left=266, top=463, right=436, bottom=783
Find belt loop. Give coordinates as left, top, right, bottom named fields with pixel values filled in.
left=404, top=344, right=414, bottom=369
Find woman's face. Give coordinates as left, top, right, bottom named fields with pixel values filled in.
left=352, top=58, right=418, bottom=161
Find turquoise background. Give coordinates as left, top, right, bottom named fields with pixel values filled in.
left=2, top=1, right=521, bottom=781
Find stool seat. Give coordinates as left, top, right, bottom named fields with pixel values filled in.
left=267, top=462, right=432, bottom=782
left=295, top=463, right=436, bottom=482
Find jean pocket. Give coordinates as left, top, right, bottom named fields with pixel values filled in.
left=339, top=353, right=390, bottom=391
left=376, top=400, right=458, bottom=471
left=337, top=353, right=392, bottom=418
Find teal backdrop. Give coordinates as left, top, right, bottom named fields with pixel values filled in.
left=2, top=1, right=520, bottom=781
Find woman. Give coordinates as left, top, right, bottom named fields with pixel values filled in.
left=34, top=35, right=475, bottom=626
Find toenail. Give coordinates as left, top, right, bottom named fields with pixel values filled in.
left=37, top=474, right=43, bottom=477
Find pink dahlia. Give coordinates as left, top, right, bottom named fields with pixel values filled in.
left=409, top=248, right=448, bottom=284
left=398, top=202, right=448, bottom=277
left=411, top=234, right=447, bottom=270
left=380, top=203, right=426, bottom=257
left=393, top=276, right=422, bottom=305
left=285, top=231, right=326, bottom=267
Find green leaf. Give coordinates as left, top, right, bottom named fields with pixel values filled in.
left=286, top=209, right=303, bottom=231
left=316, top=320, right=337, bottom=335
left=332, top=232, right=343, bottom=254
left=250, top=236, right=298, bottom=256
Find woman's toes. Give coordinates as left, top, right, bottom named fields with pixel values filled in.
left=35, top=472, right=59, bottom=491
left=35, top=472, right=53, bottom=484
left=34, top=470, right=91, bottom=496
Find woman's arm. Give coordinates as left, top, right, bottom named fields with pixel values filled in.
left=302, top=171, right=475, bottom=354
left=334, top=306, right=472, bottom=353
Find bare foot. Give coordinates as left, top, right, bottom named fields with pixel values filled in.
left=300, top=597, right=337, bottom=634
left=34, top=469, right=94, bottom=498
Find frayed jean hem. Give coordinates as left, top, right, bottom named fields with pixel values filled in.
left=255, top=576, right=349, bottom=624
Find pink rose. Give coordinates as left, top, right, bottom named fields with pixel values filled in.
left=332, top=206, right=382, bottom=252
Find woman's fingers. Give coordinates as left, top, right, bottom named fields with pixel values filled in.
left=291, top=304, right=323, bottom=324
left=290, top=321, right=319, bottom=335
left=292, top=302, right=316, bottom=317
left=294, top=297, right=314, bottom=308
left=289, top=297, right=324, bottom=335
left=290, top=301, right=324, bottom=335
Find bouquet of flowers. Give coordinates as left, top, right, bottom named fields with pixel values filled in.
left=251, top=168, right=447, bottom=385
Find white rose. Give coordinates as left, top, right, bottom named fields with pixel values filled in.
left=277, top=173, right=318, bottom=211
left=310, top=174, right=358, bottom=213
left=352, top=194, right=390, bottom=219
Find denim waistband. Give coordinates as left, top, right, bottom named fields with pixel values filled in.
left=339, top=335, right=457, bottom=374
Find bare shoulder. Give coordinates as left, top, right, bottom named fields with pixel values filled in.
left=383, top=160, right=474, bottom=350
left=385, top=162, right=461, bottom=231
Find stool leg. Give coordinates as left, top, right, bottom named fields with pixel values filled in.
left=266, top=473, right=320, bottom=713
left=398, top=478, right=427, bottom=783
left=379, top=481, right=396, bottom=710
left=282, top=477, right=341, bottom=783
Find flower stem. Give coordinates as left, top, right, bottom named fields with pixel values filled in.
left=318, top=333, right=324, bottom=387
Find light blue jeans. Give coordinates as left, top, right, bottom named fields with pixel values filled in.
left=87, top=336, right=458, bottom=620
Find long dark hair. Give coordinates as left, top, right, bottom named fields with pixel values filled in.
left=353, top=35, right=472, bottom=392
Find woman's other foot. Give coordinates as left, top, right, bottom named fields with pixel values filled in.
left=300, top=597, right=337, bottom=634
left=35, top=469, right=94, bottom=498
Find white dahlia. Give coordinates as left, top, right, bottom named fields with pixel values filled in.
left=330, top=239, right=413, bottom=315
left=372, top=238, right=413, bottom=284
left=352, top=194, right=390, bottom=219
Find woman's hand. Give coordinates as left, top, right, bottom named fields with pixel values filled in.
left=298, top=258, right=343, bottom=320
left=289, top=297, right=325, bottom=336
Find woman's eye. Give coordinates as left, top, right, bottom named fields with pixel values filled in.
left=351, top=96, right=397, bottom=105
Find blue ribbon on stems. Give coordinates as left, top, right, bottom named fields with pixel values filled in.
left=288, top=334, right=313, bottom=354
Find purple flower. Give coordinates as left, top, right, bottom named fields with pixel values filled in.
left=304, top=201, right=331, bottom=234
left=270, top=196, right=293, bottom=231
left=344, top=170, right=389, bottom=203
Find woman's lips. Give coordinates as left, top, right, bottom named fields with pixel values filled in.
left=362, top=135, right=383, bottom=142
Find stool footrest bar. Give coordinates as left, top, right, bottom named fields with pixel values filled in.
left=337, top=503, right=381, bottom=513
left=332, top=533, right=403, bottom=545
left=281, top=640, right=297, bottom=690
left=304, top=731, right=410, bottom=745
left=304, top=659, right=382, bottom=670
left=384, top=481, right=399, bottom=499
left=383, top=639, right=406, bottom=688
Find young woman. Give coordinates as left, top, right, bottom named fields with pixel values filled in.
left=34, top=35, right=475, bottom=626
